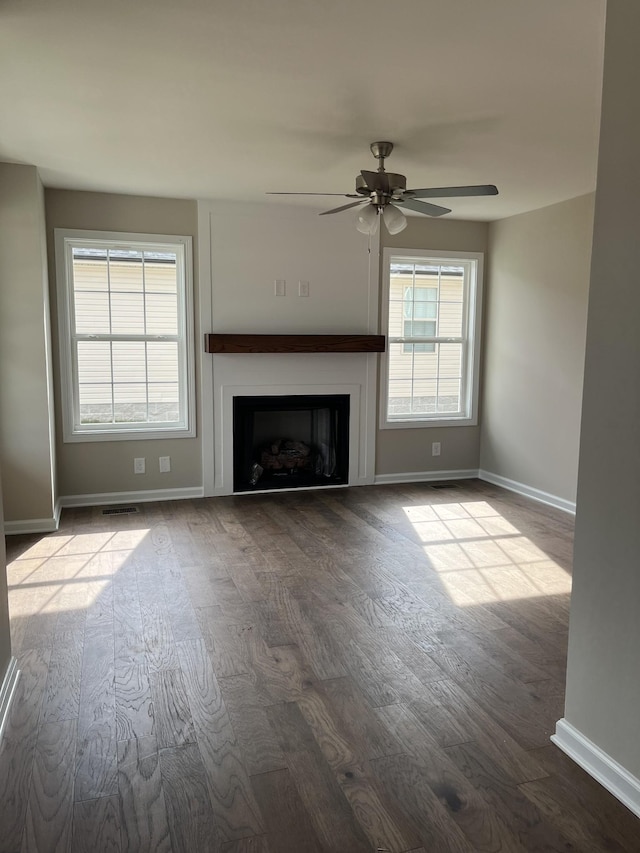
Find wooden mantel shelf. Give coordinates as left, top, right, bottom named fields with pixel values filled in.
left=204, top=333, right=386, bottom=354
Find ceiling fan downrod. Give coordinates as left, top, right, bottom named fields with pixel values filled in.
left=370, top=141, right=394, bottom=171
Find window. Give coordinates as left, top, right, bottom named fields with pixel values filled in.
left=55, top=229, right=195, bottom=441
left=382, top=249, right=483, bottom=428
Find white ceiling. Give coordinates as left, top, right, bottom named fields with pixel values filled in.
left=0, top=0, right=606, bottom=221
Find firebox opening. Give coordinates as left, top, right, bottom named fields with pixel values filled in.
left=233, top=394, right=350, bottom=492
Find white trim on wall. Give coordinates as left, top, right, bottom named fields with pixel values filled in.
left=27, top=473, right=573, bottom=519
left=366, top=228, right=381, bottom=335
left=197, top=202, right=215, bottom=497
left=0, top=657, right=20, bottom=744
left=373, top=469, right=576, bottom=515
left=0, top=468, right=572, bottom=529
left=552, top=719, right=640, bottom=819
left=478, top=469, right=576, bottom=514
left=0, top=490, right=204, bottom=533
left=59, top=486, right=204, bottom=509
left=4, top=499, right=62, bottom=535
left=374, top=469, right=479, bottom=485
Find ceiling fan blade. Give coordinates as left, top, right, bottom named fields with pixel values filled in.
left=408, top=184, right=499, bottom=199
left=360, top=170, right=390, bottom=194
left=266, top=192, right=360, bottom=197
left=397, top=198, right=451, bottom=217
left=319, top=200, right=368, bottom=216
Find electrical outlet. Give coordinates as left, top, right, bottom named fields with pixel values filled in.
left=134, top=457, right=146, bottom=474
left=159, top=456, right=171, bottom=473
left=431, top=442, right=441, bottom=457
left=274, top=279, right=286, bottom=296
left=298, top=280, right=310, bottom=297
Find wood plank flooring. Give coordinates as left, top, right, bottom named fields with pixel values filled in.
left=2, top=480, right=639, bottom=852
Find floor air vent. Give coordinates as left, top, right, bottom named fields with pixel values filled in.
left=429, top=483, right=460, bottom=490
left=102, top=506, right=139, bottom=515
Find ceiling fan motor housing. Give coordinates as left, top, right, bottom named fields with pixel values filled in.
left=356, top=172, right=407, bottom=199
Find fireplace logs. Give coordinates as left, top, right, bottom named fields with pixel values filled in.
left=260, top=439, right=312, bottom=471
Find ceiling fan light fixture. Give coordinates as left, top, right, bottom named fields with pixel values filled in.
left=383, top=203, right=407, bottom=235
left=356, top=203, right=379, bottom=235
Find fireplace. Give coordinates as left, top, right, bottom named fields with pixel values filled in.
left=233, top=394, right=350, bottom=492
left=206, top=355, right=376, bottom=496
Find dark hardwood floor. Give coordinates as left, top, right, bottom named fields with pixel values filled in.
left=1, top=480, right=638, bottom=852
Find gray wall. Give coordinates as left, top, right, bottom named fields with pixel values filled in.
left=564, top=1, right=640, bottom=779
left=377, top=216, right=489, bottom=475
left=45, top=189, right=202, bottom=498
left=0, top=163, right=57, bottom=526
left=480, top=194, right=594, bottom=503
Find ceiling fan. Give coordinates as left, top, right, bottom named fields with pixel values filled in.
left=267, top=141, right=498, bottom=235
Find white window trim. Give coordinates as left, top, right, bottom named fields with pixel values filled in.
left=380, top=247, right=483, bottom=429
left=55, top=228, right=196, bottom=442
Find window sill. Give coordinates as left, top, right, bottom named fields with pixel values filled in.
left=380, top=415, right=477, bottom=430
left=63, top=426, right=196, bottom=443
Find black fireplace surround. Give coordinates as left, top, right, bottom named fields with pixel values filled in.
left=233, top=394, right=350, bottom=492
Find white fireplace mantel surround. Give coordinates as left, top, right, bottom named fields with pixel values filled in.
left=197, top=200, right=381, bottom=496
left=214, top=361, right=375, bottom=495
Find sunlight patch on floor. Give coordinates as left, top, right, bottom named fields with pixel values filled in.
left=403, top=500, right=571, bottom=605
left=6, top=528, right=151, bottom=618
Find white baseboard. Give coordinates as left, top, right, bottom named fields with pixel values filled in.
left=478, top=469, right=576, bottom=514
left=59, top=486, right=204, bottom=509
left=373, top=467, right=576, bottom=514
left=552, top=718, right=640, bottom=819
left=6, top=475, right=572, bottom=527
left=0, top=657, right=20, bottom=744
left=4, top=498, right=61, bottom=535
left=374, top=469, right=479, bottom=486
